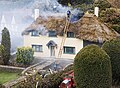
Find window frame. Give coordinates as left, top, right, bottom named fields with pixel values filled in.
left=31, top=30, right=39, bottom=36
left=32, top=45, right=43, bottom=52
left=63, top=46, right=75, bottom=54
left=48, top=31, right=57, bottom=37
left=67, top=32, right=75, bottom=38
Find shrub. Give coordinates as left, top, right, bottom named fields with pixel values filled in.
left=74, top=44, right=112, bottom=88
left=0, top=45, right=5, bottom=65
left=102, top=39, right=120, bottom=80
left=16, top=47, right=34, bottom=65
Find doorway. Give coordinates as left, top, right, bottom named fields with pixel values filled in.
left=50, top=46, right=55, bottom=57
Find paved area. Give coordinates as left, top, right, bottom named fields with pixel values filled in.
left=33, top=57, right=74, bottom=71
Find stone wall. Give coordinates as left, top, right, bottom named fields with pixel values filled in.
left=0, top=65, right=25, bottom=73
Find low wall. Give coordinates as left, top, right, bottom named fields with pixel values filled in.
left=0, top=65, right=25, bottom=73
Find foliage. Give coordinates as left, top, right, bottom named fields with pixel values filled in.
left=102, top=39, right=120, bottom=81
left=75, top=3, right=94, bottom=12
left=96, top=0, right=120, bottom=34
left=94, top=0, right=111, bottom=11
left=1, top=27, right=11, bottom=65
left=13, top=66, right=74, bottom=88
left=14, top=74, right=42, bottom=88
left=16, top=47, right=34, bottom=65
left=100, top=8, right=120, bottom=24
left=112, top=25, right=120, bottom=34
left=0, top=45, right=5, bottom=65
left=58, top=0, right=94, bottom=6
left=38, top=72, right=63, bottom=88
left=74, top=44, right=112, bottom=88
left=13, top=72, right=63, bottom=88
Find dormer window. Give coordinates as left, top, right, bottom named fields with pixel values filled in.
left=67, top=32, right=75, bottom=38
left=31, top=30, right=39, bottom=36
left=48, top=31, right=57, bottom=37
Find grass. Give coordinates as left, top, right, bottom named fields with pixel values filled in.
left=0, top=71, right=19, bottom=84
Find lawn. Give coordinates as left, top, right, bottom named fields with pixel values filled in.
left=0, top=71, right=19, bottom=84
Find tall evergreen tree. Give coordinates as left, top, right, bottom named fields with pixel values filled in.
left=1, top=27, right=11, bottom=65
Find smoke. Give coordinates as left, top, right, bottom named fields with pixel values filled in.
left=0, top=0, right=82, bottom=52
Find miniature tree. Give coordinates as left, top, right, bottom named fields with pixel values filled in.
left=74, top=44, right=112, bottom=88
left=1, top=27, right=11, bottom=65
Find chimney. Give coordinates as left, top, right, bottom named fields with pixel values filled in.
left=34, top=9, right=39, bottom=20
left=11, top=16, right=16, bottom=25
left=1, top=15, right=7, bottom=30
left=94, top=7, right=99, bottom=17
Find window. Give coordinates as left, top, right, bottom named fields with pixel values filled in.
left=67, top=32, right=75, bottom=38
left=63, top=46, right=75, bottom=54
left=32, top=45, right=43, bottom=52
left=48, top=31, right=57, bottom=37
left=31, top=31, right=39, bottom=36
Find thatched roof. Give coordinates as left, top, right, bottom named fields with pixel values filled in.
left=22, top=14, right=119, bottom=43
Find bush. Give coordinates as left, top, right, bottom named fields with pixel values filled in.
left=102, top=39, right=120, bottom=80
left=0, top=45, right=5, bottom=65
left=16, top=47, right=34, bottom=65
left=74, top=44, right=112, bottom=88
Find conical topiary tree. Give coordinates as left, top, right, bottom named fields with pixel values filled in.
left=1, top=27, right=11, bottom=65
left=74, top=44, right=112, bottom=88
left=102, top=39, right=120, bottom=80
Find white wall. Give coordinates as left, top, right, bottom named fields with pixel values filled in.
left=23, top=33, right=83, bottom=59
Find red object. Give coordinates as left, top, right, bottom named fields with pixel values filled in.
left=59, top=70, right=75, bottom=88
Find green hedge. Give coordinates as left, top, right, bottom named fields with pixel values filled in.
left=74, top=44, right=112, bottom=88
left=16, top=47, right=34, bottom=65
left=102, top=39, right=120, bottom=80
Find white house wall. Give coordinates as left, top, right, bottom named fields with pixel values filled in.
left=23, top=34, right=83, bottom=59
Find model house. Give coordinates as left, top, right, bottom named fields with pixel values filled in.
left=22, top=12, right=119, bottom=59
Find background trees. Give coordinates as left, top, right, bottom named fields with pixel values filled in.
left=58, top=0, right=94, bottom=6
left=102, top=39, right=120, bottom=83
left=1, top=27, right=11, bottom=65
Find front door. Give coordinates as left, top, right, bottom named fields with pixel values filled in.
left=50, top=46, right=55, bottom=57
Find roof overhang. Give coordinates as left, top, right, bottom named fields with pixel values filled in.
left=46, top=40, right=57, bottom=47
